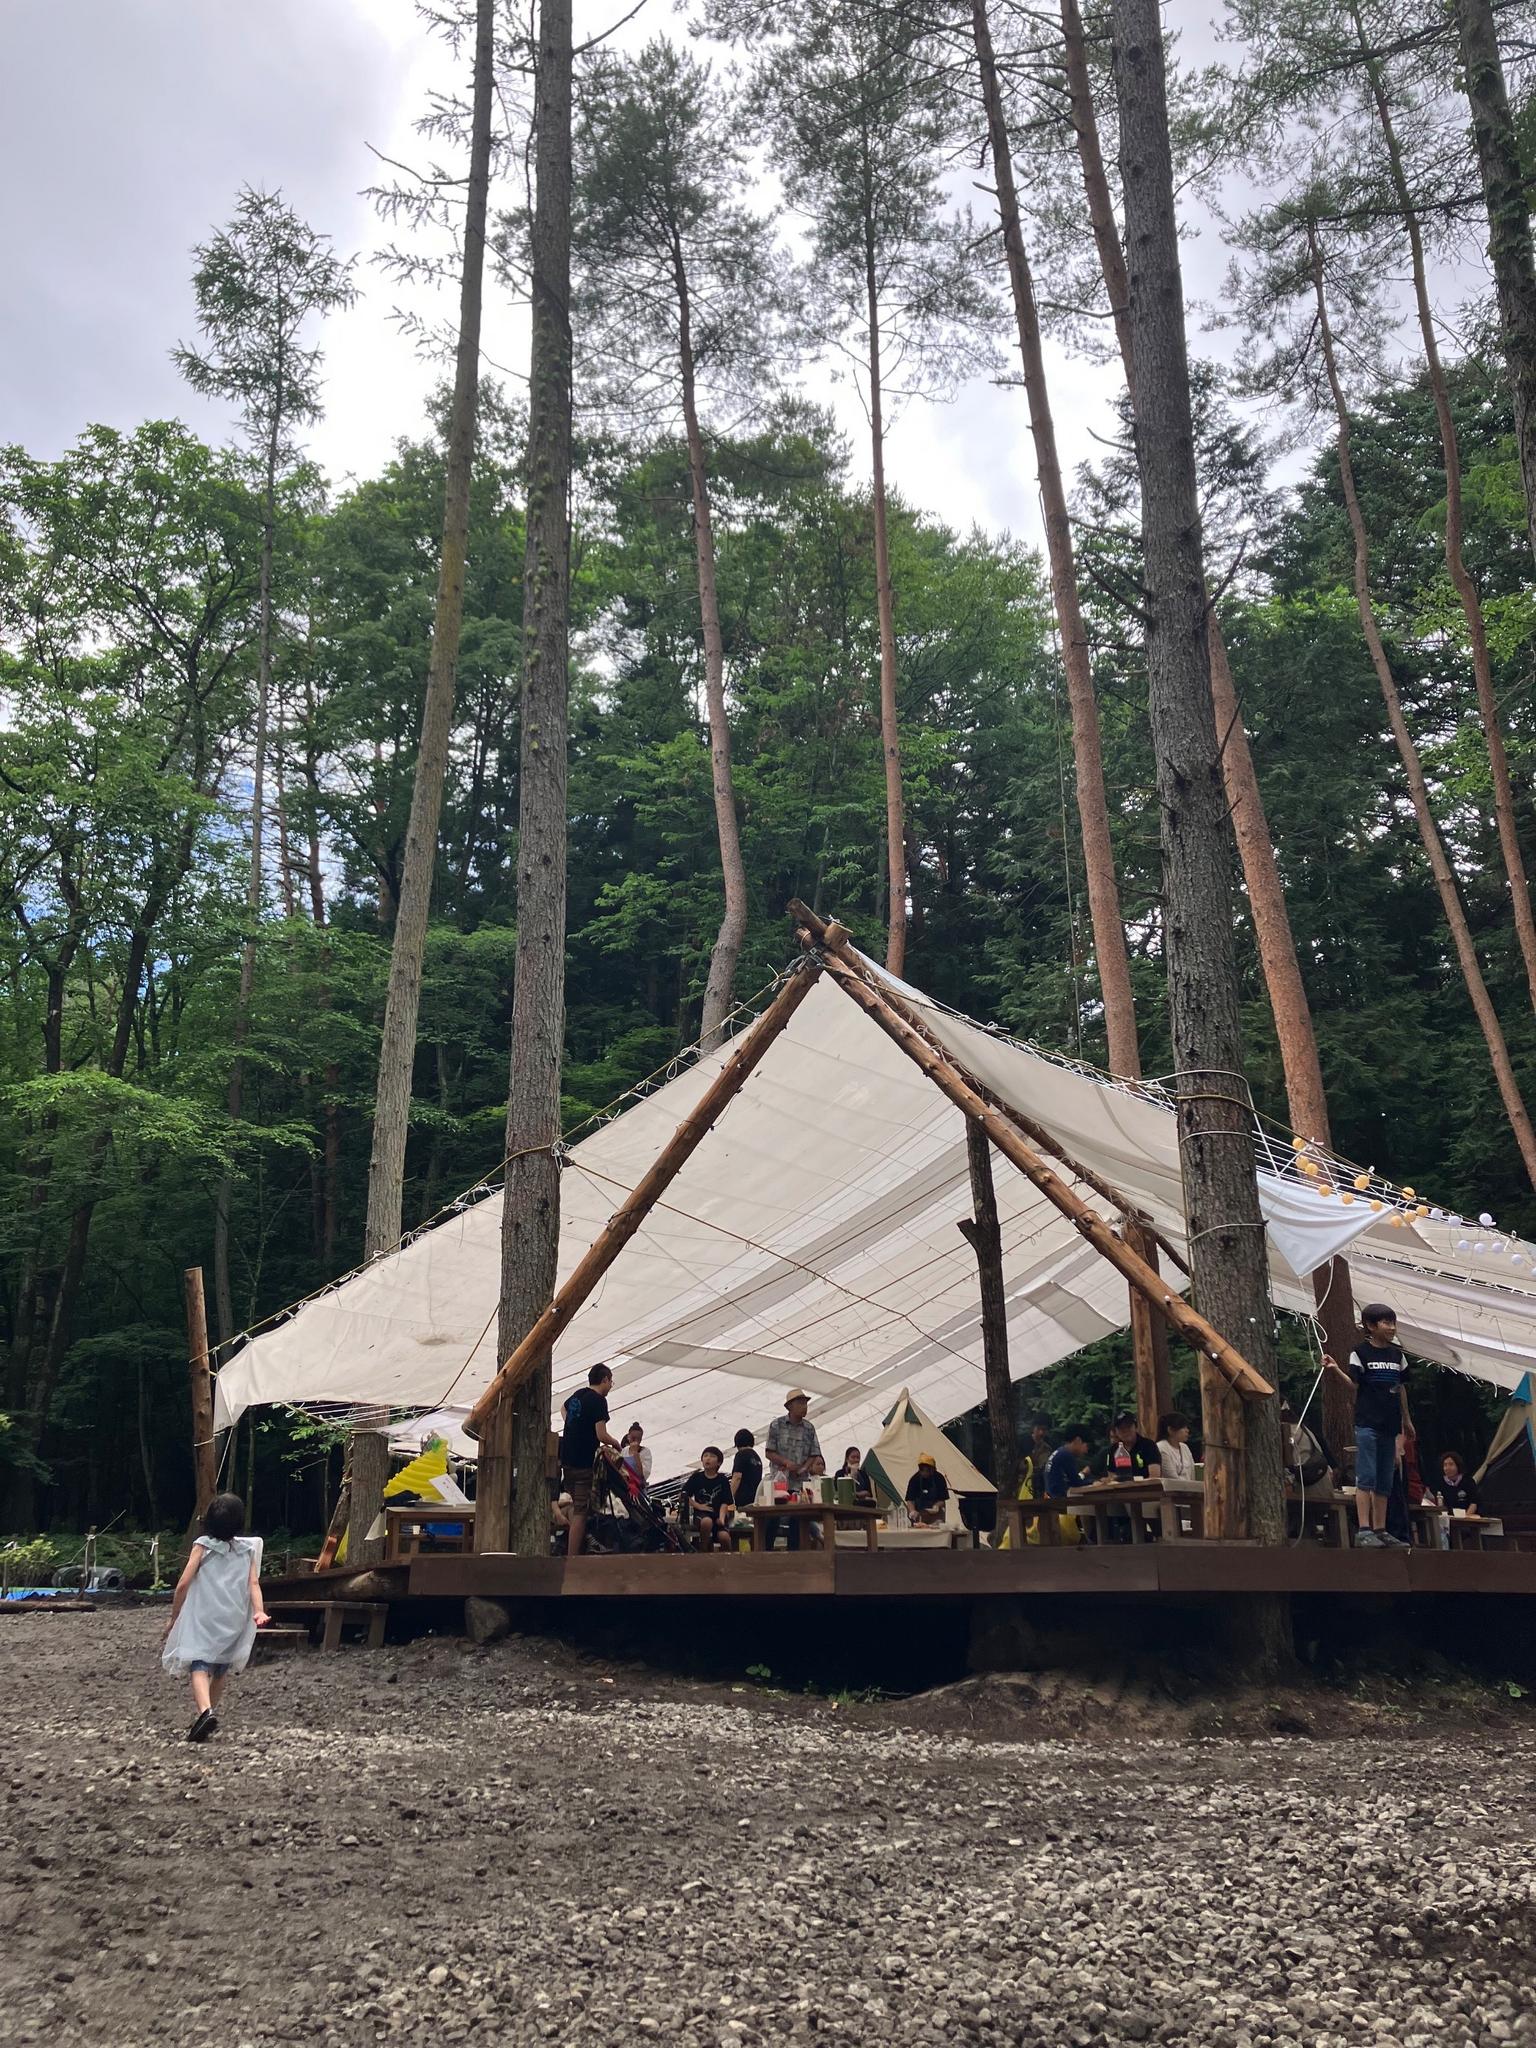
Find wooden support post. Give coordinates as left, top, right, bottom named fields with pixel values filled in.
left=465, top=959, right=823, bottom=1441
left=1124, top=1218, right=1172, bottom=1438
left=791, top=911, right=1272, bottom=1404
left=314, top=1475, right=350, bottom=1574
left=183, top=1265, right=219, bottom=1523
left=958, top=1118, right=1019, bottom=1502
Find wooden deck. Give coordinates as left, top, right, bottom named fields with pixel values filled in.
left=263, top=1542, right=1536, bottom=1606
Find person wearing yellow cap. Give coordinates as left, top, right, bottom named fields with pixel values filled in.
left=904, top=1450, right=951, bottom=1526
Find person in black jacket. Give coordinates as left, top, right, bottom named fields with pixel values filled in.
left=1436, top=1452, right=1480, bottom=1515
left=905, top=1453, right=951, bottom=1525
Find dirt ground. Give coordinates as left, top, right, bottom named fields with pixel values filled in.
left=4, top=1609, right=1536, bottom=2048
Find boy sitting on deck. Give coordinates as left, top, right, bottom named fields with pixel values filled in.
left=682, top=1447, right=734, bottom=1551
left=1324, top=1303, right=1414, bottom=1550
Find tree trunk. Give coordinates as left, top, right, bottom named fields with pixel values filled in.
left=1456, top=0, right=1536, bottom=574
left=183, top=1265, right=219, bottom=1525
left=1309, top=225, right=1536, bottom=1189
left=677, top=252, right=749, bottom=1053
left=1124, top=1217, right=1172, bottom=1435
left=352, top=0, right=495, bottom=1566
left=364, top=0, right=496, bottom=1264
left=972, top=0, right=1139, bottom=1082
left=214, top=415, right=281, bottom=1357
left=479, top=0, right=573, bottom=1559
left=1209, top=622, right=1359, bottom=1444
left=1061, top=0, right=1136, bottom=397
left=1064, top=5, right=1353, bottom=1432
left=1111, top=0, right=1286, bottom=1573
left=1356, top=12, right=1536, bottom=1023
left=959, top=1118, right=1019, bottom=1501
left=303, top=679, right=341, bottom=1265
left=865, top=234, right=907, bottom=976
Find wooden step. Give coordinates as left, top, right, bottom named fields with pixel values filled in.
left=264, top=1600, right=388, bottom=1651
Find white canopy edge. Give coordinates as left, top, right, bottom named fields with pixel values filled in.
left=214, top=964, right=1536, bottom=1482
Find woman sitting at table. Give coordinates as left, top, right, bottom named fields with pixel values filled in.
left=836, top=1446, right=876, bottom=1504
left=1436, top=1451, right=1480, bottom=1515
left=1156, top=1412, right=1197, bottom=1482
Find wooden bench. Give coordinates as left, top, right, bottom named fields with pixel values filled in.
left=265, top=1600, right=388, bottom=1651
left=992, top=1496, right=1075, bottom=1547
left=1285, top=1489, right=1353, bottom=1548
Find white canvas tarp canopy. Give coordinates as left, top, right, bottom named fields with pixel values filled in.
left=215, top=962, right=1536, bottom=1484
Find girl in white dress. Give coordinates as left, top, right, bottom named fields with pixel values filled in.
left=161, top=1493, right=267, bottom=1742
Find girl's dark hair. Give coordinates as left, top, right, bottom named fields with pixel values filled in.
left=734, top=1428, right=754, bottom=1448
left=1160, top=1412, right=1191, bottom=1437
left=1442, top=1451, right=1465, bottom=1474
left=843, top=1445, right=861, bottom=1459
left=204, top=1492, right=246, bottom=1541
left=626, top=1421, right=644, bottom=1436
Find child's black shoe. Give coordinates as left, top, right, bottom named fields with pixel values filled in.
left=187, top=1709, right=215, bottom=1743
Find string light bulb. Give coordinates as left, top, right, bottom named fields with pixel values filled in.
left=1291, top=1136, right=1306, bottom=1151
left=1402, top=1186, right=1416, bottom=1200
left=1341, top=1192, right=1355, bottom=1205
left=1370, top=1200, right=1384, bottom=1213
left=1480, top=1212, right=1495, bottom=1227
left=1353, top=1172, right=1371, bottom=1190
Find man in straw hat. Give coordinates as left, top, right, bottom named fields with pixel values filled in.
left=762, top=1389, right=822, bottom=1551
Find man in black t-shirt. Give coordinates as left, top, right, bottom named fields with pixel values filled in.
left=905, top=1453, right=951, bottom=1525
left=729, top=1429, right=763, bottom=1512
left=559, top=1363, right=619, bottom=1556
left=683, top=1446, right=734, bottom=1550
left=1325, top=1304, right=1414, bottom=1549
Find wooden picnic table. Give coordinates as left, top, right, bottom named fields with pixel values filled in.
left=1067, top=1479, right=1167, bottom=1543
left=384, top=1502, right=475, bottom=1562
left=743, top=1501, right=881, bottom=1552
left=1409, top=1503, right=1505, bottom=1550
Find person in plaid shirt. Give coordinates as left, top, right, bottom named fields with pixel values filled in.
left=763, top=1389, right=822, bottom=1551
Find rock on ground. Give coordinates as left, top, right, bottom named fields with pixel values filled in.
left=2, top=1610, right=1535, bottom=2048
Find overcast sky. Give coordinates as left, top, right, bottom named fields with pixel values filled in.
left=4, top=1, right=1290, bottom=556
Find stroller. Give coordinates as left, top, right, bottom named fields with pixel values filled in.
left=572, top=1453, right=685, bottom=1555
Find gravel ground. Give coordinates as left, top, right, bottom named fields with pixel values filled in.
left=4, top=1609, right=1536, bottom=2048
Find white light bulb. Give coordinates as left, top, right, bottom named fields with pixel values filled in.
left=1430, top=1208, right=1444, bottom=1220
left=1513, top=1254, right=1526, bottom=1268
left=1480, top=1212, right=1495, bottom=1227
left=1475, top=1241, right=1488, bottom=1255
left=1493, top=1241, right=1507, bottom=1254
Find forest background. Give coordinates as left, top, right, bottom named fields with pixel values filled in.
left=3, top=0, right=1534, bottom=1541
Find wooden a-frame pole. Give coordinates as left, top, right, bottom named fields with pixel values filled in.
left=464, top=959, right=823, bottom=1442
left=791, top=909, right=1271, bottom=1404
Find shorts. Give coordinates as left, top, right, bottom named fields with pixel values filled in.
left=1355, top=1425, right=1399, bottom=1495
left=562, top=1467, right=593, bottom=1511
left=189, top=1660, right=229, bottom=1678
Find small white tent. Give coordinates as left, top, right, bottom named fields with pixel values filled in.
left=861, top=1389, right=996, bottom=1507
left=215, top=956, right=1536, bottom=1484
